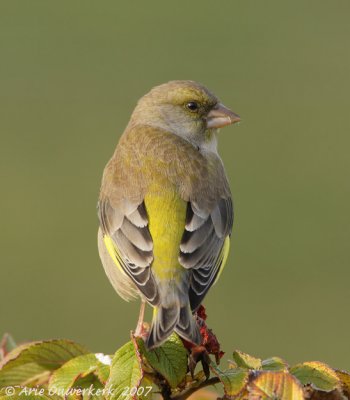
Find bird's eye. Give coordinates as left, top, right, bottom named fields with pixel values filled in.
left=186, top=102, right=199, bottom=112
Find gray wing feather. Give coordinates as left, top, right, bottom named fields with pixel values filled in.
left=180, top=218, right=213, bottom=253
left=98, top=199, right=159, bottom=305
left=191, top=202, right=210, bottom=219
left=113, top=230, right=152, bottom=268
left=127, top=203, right=148, bottom=227
left=120, top=217, right=153, bottom=252
left=211, top=198, right=233, bottom=238
left=185, top=209, right=207, bottom=231
left=99, top=200, right=123, bottom=233
left=179, top=198, right=233, bottom=311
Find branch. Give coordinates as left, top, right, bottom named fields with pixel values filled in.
left=171, top=377, right=220, bottom=400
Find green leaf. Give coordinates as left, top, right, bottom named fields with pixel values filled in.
left=94, top=353, right=111, bottom=383
left=106, top=341, right=143, bottom=400
left=210, top=363, right=249, bottom=397
left=137, top=377, right=154, bottom=400
left=261, top=356, right=288, bottom=371
left=49, top=353, right=112, bottom=393
left=249, top=371, right=304, bottom=400
left=0, top=334, right=17, bottom=361
left=232, top=350, right=262, bottom=370
left=139, top=333, right=188, bottom=388
left=0, top=386, right=62, bottom=400
left=0, top=339, right=88, bottom=388
left=290, top=361, right=340, bottom=392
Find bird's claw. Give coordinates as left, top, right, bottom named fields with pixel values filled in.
left=134, top=322, right=150, bottom=340
left=189, top=345, right=211, bottom=379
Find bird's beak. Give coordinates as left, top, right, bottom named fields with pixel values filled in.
left=206, top=103, right=240, bottom=129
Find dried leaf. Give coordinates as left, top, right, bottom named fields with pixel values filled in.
left=335, top=369, right=350, bottom=397
left=248, top=371, right=304, bottom=400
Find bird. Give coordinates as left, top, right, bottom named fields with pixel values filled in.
left=97, top=80, right=240, bottom=349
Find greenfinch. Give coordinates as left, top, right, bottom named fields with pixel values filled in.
left=97, top=80, right=240, bottom=348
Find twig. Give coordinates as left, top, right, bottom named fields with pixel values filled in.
left=171, top=377, right=220, bottom=400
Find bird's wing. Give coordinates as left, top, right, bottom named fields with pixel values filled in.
left=98, top=197, right=159, bottom=305
left=179, top=195, right=233, bottom=311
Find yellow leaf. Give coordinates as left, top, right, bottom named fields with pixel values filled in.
left=248, top=371, right=304, bottom=400
left=335, top=369, right=350, bottom=397
left=290, top=361, right=340, bottom=392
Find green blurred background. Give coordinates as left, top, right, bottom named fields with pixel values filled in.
left=1, top=1, right=349, bottom=369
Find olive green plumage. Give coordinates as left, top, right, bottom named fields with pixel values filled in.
left=97, top=80, right=239, bottom=348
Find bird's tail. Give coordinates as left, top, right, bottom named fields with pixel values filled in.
left=146, top=302, right=201, bottom=349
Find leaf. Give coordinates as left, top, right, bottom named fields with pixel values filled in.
left=137, top=376, right=154, bottom=400
left=232, top=350, right=262, bottom=370
left=248, top=371, right=304, bottom=400
left=0, top=339, right=88, bottom=388
left=94, top=357, right=111, bottom=383
left=49, top=353, right=112, bottom=393
left=106, top=340, right=143, bottom=400
left=186, top=388, right=218, bottom=400
left=210, top=363, right=249, bottom=397
left=261, top=357, right=289, bottom=372
left=290, top=361, right=340, bottom=392
left=336, top=369, right=350, bottom=397
left=139, top=333, right=188, bottom=388
left=0, top=334, right=17, bottom=361
left=0, top=386, right=62, bottom=400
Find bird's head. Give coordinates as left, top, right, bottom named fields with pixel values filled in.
left=129, top=80, right=240, bottom=151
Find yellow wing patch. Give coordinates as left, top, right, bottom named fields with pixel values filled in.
left=214, top=236, right=230, bottom=285
left=103, top=234, right=128, bottom=276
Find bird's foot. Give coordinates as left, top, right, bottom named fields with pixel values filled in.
left=181, top=305, right=225, bottom=379
left=189, top=345, right=211, bottom=379
left=134, top=321, right=150, bottom=340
